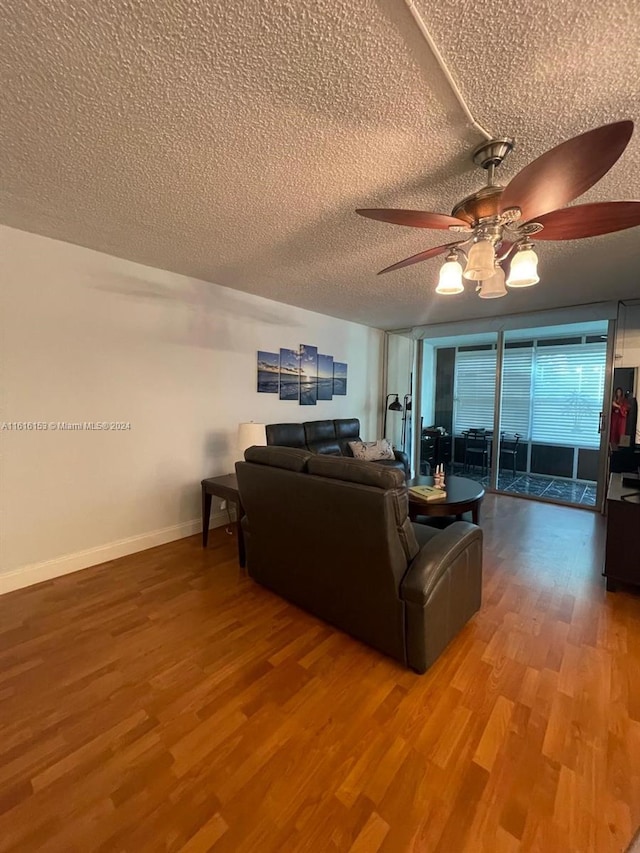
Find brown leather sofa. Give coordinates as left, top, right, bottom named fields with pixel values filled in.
left=266, top=418, right=410, bottom=478
left=236, top=446, right=483, bottom=673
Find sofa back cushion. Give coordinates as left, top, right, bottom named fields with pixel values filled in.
left=334, top=418, right=361, bottom=455
left=266, top=418, right=368, bottom=458
left=244, top=445, right=312, bottom=472
left=266, top=422, right=306, bottom=449
left=307, top=454, right=402, bottom=489
left=304, top=420, right=342, bottom=456
left=307, top=455, right=418, bottom=562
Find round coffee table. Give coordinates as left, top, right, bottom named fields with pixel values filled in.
left=407, top=475, right=485, bottom=524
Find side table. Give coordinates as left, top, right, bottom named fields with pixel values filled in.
left=201, top=474, right=245, bottom=568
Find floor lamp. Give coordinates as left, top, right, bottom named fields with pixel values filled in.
left=383, top=393, right=403, bottom=439
left=401, top=394, right=412, bottom=453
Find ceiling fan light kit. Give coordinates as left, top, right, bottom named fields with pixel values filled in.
left=358, top=120, right=640, bottom=300
left=478, top=265, right=507, bottom=299
left=357, top=120, right=640, bottom=300
left=436, top=253, right=464, bottom=295
left=356, top=6, right=640, bottom=301
left=506, top=242, right=540, bottom=288
left=464, top=238, right=496, bottom=281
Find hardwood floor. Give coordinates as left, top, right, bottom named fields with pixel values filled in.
left=1, top=495, right=639, bottom=852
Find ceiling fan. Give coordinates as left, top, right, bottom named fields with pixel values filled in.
left=356, top=121, right=640, bottom=299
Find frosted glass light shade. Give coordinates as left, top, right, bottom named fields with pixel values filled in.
left=478, top=265, right=507, bottom=299
left=464, top=239, right=495, bottom=281
left=237, top=422, right=267, bottom=458
left=506, top=247, right=539, bottom=287
left=435, top=259, right=464, bottom=295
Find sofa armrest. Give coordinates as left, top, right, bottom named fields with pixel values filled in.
left=393, top=449, right=410, bottom=478
left=401, top=521, right=482, bottom=605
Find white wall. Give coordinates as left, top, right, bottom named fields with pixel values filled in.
left=420, top=343, right=435, bottom=429
left=0, top=226, right=383, bottom=592
left=384, top=333, right=414, bottom=456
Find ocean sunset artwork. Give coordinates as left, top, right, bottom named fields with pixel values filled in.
left=299, top=345, right=318, bottom=406
left=258, top=346, right=346, bottom=405
left=279, top=348, right=300, bottom=401
left=333, top=362, right=347, bottom=396
left=257, top=351, right=279, bottom=393
left=317, top=354, right=334, bottom=401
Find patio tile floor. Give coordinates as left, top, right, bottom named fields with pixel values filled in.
left=449, top=464, right=597, bottom=507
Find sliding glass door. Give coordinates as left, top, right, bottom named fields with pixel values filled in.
left=419, top=332, right=498, bottom=484
left=496, top=323, right=608, bottom=507
left=418, top=319, right=614, bottom=509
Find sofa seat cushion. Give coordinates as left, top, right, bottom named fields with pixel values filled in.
left=348, top=439, right=394, bottom=461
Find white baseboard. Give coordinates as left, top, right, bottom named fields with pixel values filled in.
left=0, top=510, right=230, bottom=595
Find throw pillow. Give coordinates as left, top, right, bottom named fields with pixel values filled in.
left=348, top=439, right=394, bottom=462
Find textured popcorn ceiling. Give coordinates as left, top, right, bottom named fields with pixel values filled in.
left=1, top=0, right=639, bottom=330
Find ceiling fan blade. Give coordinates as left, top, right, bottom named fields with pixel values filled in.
left=531, top=201, right=640, bottom=241
left=357, top=208, right=469, bottom=230
left=500, top=120, right=634, bottom=223
left=377, top=240, right=465, bottom=275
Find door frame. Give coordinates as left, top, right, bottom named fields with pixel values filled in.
left=595, top=318, right=617, bottom=511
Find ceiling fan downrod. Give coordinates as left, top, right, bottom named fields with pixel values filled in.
left=471, top=138, right=516, bottom=187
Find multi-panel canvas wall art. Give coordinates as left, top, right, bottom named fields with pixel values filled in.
left=317, top=354, right=334, bottom=401
left=257, top=351, right=280, bottom=393
left=257, top=348, right=347, bottom=405
left=333, top=362, right=348, bottom=396
left=279, top=348, right=300, bottom=401
left=299, top=345, right=318, bottom=406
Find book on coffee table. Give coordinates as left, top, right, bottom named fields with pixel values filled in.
left=408, top=485, right=447, bottom=502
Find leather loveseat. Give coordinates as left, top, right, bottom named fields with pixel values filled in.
left=266, top=417, right=410, bottom=478
left=236, top=446, right=483, bottom=673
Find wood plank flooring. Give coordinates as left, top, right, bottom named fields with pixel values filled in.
left=1, top=495, right=639, bottom=852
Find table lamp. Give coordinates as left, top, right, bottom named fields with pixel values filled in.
left=237, top=422, right=267, bottom=459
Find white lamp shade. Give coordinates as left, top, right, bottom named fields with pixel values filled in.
left=478, top=265, right=507, bottom=299
left=463, top=239, right=495, bottom=281
left=237, top=422, right=267, bottom=457
left=506, top=247, right=539, bottom=287
left=436, top=259, right=464, bottom=295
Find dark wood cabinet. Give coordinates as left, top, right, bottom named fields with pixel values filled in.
left=603, top=473, right=640, bottom=591
left=420, top=430, right=452, bottom=474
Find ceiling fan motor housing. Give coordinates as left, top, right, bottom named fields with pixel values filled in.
left=451, top=137, right=517, bottom=225
left=450, top=185, right=505, bottom=225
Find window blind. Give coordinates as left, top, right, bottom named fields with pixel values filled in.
left=451, top=340, right=606, bottom=447
left=500, top=348, right=533, bottom=438
left=531, top=342, right=606, bottom=449
left=453, top=349, right=497, bottom=433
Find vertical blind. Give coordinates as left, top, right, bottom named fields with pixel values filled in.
left=452, top=340, right=606, bottom=448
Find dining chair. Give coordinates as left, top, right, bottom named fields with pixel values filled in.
left=499, top=434, right=521, bottom=477
left=463, top=429, right=489, bottom=475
